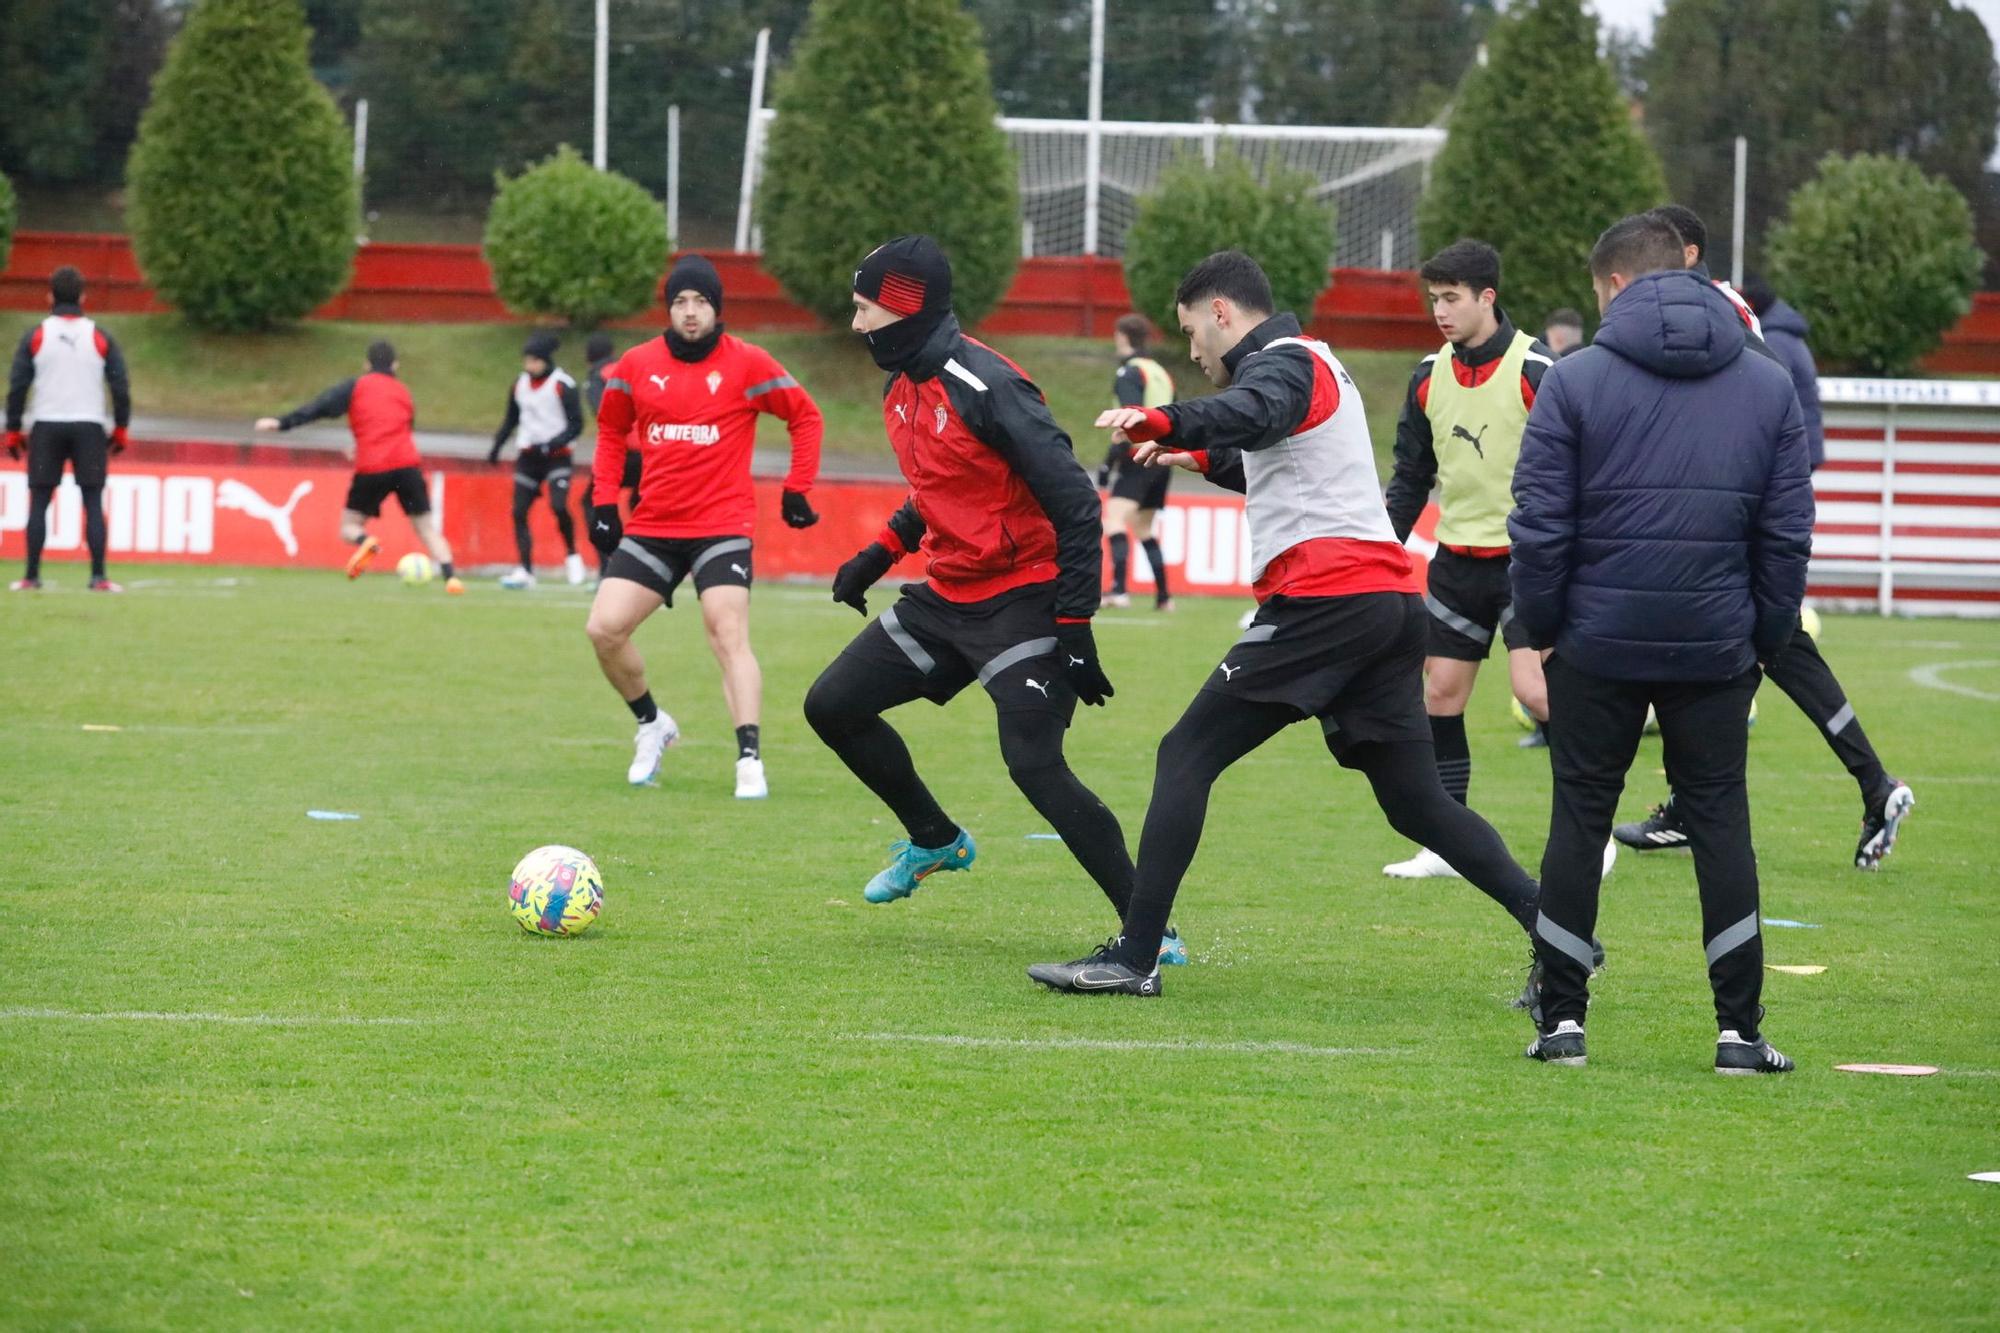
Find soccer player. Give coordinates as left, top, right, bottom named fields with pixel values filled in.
left=1028, top=250, right=1553, bottom=997
left=6, top=266, right=131, bottom=592
left=1510, top=213, right=1812, bottom=1071
left=1541, top=308, right=1585, bottom=358
left=1612, top=207, right=1914, bottom=870
left=1380, top=241, right=1615, bottom=882
left=1098, top=313, right=1176, bottom=611
left=253, top=340, right=461, bottom=594
left=488, top=332, right=586, bottom=589
left=586, top=255, right=823, bottom=800
left=804, top=235, right=1168, bottom=953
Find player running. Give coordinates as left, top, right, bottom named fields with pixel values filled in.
left=1380, top=240, right=1616, bottom=885
left=488, top=332, right=586, bottom=589
left=1029, top=251, right=1559, bottom=997
left=6, top=266, right=132, bottom=592
left=586, top=255, right=823, bottom=800
left=804, top=235, right=1172, bottom=956
left=1611, top=205, right=1915, bottom=870
left=254, top=340, right=461, bottom=593
left=1098, top=313, right=1176, bottom=611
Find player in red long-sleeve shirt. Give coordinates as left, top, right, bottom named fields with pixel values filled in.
left=585, top=256, right=823, bottom=799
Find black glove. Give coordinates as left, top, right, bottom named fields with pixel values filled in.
left=781, top=488, right=820, bottom=529
left=831, top=542, right=895, bottom=615
left=1055, top=620, right=1114, bottom=706
left=588, top=503, right=623, bottom=558
left=487, top=444, right=504, bottom=465
left=1095, top=464, right=1112, bottom=489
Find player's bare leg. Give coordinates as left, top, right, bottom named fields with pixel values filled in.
left=1509, top=646, right=1550, bottom=723
left=339, top=507, right=380, bottom=579
left=408, top=513, right=461, bottom=593
left=700, top=584, right=768, bottom=798
left=587, top=576, right=677, bottom=784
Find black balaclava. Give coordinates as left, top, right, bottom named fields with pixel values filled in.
left=664, top=254, right=725, bottom=362
left=853, top=235, right=954, bottom=373
left=522, top=331, right=560, bottom=376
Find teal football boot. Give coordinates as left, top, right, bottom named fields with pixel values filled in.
left=1157, top=926, right=1189, bottom=966
left=863, top=828, right=977, bottom=903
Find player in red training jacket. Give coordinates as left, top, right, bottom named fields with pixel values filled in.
left=586, top=255, right=824, bottom=799
left=254, top=339, right=462, bottom=594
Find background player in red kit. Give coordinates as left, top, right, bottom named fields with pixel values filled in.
left=254, top=339, right=461, bottom=594
left=586, top=255, right=824, bottom=800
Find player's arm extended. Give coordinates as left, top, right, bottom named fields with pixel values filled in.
left=748, top=361, right=823, bottom=494
left=1126, top=346, right=1314, bottom=455
left=1505, top=371, right=1582, bottom=650
left=1384, top=360, right=1438, bottom=543
left=591, top=371, right=635, bottom=508
left=276, top=378, right=356, bottom=431
left=976, top=370, right=1104, bottom=620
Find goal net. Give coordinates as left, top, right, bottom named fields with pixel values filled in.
left=747, top=111, right=1444, bottom=269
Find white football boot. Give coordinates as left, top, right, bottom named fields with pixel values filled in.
left=500, top=566, right=536, bottom=590
left=565, top=553, right=586, bottom=586
left=627, top=712, right=679, bottom=785
left=734, top=756, right=769, bottom=800
left=1384, top=847, right=1460, bottom=879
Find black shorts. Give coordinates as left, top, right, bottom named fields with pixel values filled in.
left=1203, top=591, right=1431, bottom=764
left=604, top=534, right=752, bottom=606
left=1424, top=547, right=1530, bottom=660
left=1108, top=463, right=1171, bottom=509
left=835, top=581, right=1077, bottom=718
left=345, top=466, right=430, bottom=519
left=27, top=421, right=109, bottom=489
left=514, top=449, right=575, bottom=495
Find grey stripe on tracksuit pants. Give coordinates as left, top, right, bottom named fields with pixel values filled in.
left=1536, top=655, right=1766, bottom=1034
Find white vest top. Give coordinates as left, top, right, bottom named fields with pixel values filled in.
left=27, top=316, right=109, bottom=426
left=1240, top=337, right=1398, bottom=580
left=513, top=368, right=575, bottom=447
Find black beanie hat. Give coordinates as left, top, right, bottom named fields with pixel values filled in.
left=664, top=254, right=723, bottom=315
left=854, top=235, right=952, bottom=317
left=522, top=331, right=560, bottom=362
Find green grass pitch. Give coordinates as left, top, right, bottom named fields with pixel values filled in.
left=2, top=567, right=1994, bottom=1326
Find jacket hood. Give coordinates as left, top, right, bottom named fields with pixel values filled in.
left=1592, top=269, right=1747, bottom=379
left=1760, top=298, right=1809, bottom=339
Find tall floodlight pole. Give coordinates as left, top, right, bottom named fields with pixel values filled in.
left=593, top=0, right=609, bottom=169
left=667, top=104, right=681, bottom=245
left=1731, top=135, right=1748, bottom=287
left=352, top=97, right=368, bottom=231
left=735, top=27, right=772, bottom=252
left=1082, top=0, right=1106, bottom=255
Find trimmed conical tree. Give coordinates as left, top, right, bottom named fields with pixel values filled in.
left=1418, top=0, right=1664, bottom=330
left=126, top=0, right=357, bottom=331
left=759, top=0, right=1019, bottom=327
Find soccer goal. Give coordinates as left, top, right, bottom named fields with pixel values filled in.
left=744, top=109, right=1445, bottom=270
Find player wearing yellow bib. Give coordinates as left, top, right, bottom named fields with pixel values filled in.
left=1384, top=241, right=1613, bottom=889
left=1098, top=313, right=1177, bottom=610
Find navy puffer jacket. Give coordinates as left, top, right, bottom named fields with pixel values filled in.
left=1508, top=269, right=1813, bottom=682
left=1758, top=298, right=1824, bottom=470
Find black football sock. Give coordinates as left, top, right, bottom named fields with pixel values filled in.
left=1431, top=712, right=1471, bottom=805
left=735, top=724, right=760, bottom=760
left=551, top=488, right=577, bottom=553
left=440, top=561, right=455, bottom=580
left=82, top=485, right=107, bottom=579
left=1142, top=537, right=1169, bottom=602
left=25, top=486, right=53, bottom=579
left=996, top=708, right=1135, bottom=917
left=626, top=690, right=659, bottom=725
left=1108, top=532, right=1130, bottom=595
left=513, top=504, right=535, bottom=570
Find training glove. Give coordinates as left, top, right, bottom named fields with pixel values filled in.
left=588, top=504, right=623, bottom=558
left=831, top=541, right=895, bottom=616
left=781, top=489, right=820, bottom=529
left=5, top=430, right=23, bottom=460
left=109, top=426, right=129, bottom=455
left=1054, top=619, right=1114, bottom=706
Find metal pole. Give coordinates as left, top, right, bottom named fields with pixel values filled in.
left=352, top=98, right=368, bottom=231
left=1082, top=0, right=1105, bottom=255
left=1731, top=134, right=1747, bottom=287
left=1380, top=227, right=1393, bottom=271
left=593, top=0, right=609, bottom=169
left=666, top=104, right=680, bottom=245
left=735, top=28, right=771, bottom=252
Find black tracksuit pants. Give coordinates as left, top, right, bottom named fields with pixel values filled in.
left=1762, top=630, right=1889, bottom=803
left=1536, top=655, right=1765, bottom=1034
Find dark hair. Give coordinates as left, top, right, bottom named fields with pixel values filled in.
left=1544, top=307, right=1584, bottom=331
left=1590, top=213, right=1689, bottom=282
left=49, top=266, right=84, bottom=305
left=366, top=340, right=397, bottom=372
left=1737, top=271, right=1777, bottom=317
left=1174, top=250, right=1274, bottom=317
left=1648, top=204, right=1706, bottom=261
left=1419, top=239, right=1502, bottom=296
left=1113, top=313, right=1152, bottom=349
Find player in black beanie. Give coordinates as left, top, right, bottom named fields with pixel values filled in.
left=664, top=255, right=725, bottom=362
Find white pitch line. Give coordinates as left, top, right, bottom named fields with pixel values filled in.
left=1908, top=660, right=2000, bottom=703
left=0, top=1006, right=424, bottom=1027
left=846, top=1031, right=1403, bottom=1057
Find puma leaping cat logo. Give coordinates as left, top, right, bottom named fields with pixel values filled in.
left=216, top=478, right=312, bottom=557
left=1451, top=423, right=1489, bottom=458
left=1218, top=662, right=1240, bottom=681
left=1024, top=678, right=1051, bottom=698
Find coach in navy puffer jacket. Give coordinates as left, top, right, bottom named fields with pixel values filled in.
left=1508, top=267, right=1814, bottom=681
